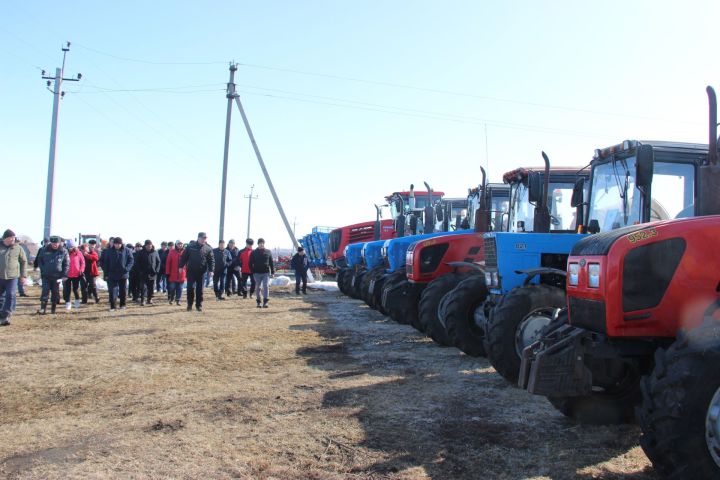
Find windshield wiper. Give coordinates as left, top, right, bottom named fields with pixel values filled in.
left=611, top=158, right=630, bottom=226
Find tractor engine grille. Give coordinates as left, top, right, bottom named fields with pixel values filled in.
left=483, top=236, right=497, bottom=268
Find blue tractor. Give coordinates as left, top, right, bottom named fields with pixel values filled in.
left=438, top=153, right=588, bottom=357
left=373, top=173, right=507, bottom=327
left=339, top=183, right=446, bottom=298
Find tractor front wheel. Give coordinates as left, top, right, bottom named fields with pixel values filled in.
left=443, top=275, right=490, bottom=356
left=418, top=273, right=474, bottom=346
left=638, top=322, right=720, bottom=478
left=485, top=285, right=566, bottom=385
left=360, top=266, right=385, bottom=307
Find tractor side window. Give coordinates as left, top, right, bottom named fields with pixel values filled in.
left=652, top=162, right=695, bottom=220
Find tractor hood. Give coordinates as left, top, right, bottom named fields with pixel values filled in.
left=386, top=229, right=471, bottom=271
left=571, top=224, right=654, bottom=256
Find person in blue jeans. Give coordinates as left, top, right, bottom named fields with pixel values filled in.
left=290, top=246, right=310, bottom=295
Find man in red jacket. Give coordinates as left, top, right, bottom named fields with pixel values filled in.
left=81, top=240, right=100, bottom=304
left=238, top=238, right=255, bottom=299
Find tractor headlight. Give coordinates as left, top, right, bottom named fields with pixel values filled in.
left=360, top=247, right=366, bottom=259
left=568, top=263, right=579, bottom=286
left=381, top=246, right=387, bottom=258
left=491, top=272, right=499, bottom=287
left=485, top=272, right=493, bottom=286
left=588, top=263, right=600, bottom=288
left=406, top=249, right=414, bottom=265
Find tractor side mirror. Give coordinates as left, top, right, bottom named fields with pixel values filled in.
left=571, top=178, right=585, bottom=207
left=636, top=144, right=654, bottom=188
left=527, top=172, right=542, bottom=204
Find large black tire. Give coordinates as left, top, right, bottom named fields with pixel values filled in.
left=381, top=273, right=409, bottom=324
left=443, top=275, right=490, bottom=356
left=336, top=268, right=350, bottom=295
left=374, top=271, right=403, bottom=316
left=485, top=285, right=566, bottom=385
left=638, top=323, right=720, bottom=479
left=418, top=273, right=473, bottom=346
left=360, top=265, right=385, bottom=307
left=348, top=267, right=367, bottom=299
left=340, top=269, right=355, bottom=297
left=385, top=280, right=419, bottom=326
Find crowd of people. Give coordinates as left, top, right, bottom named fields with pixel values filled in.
left=0, top=228, right=312, bottom=326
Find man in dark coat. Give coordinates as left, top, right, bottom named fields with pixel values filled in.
left=100, top=237, right=135, bottom=310
left=225, top=239, right=240, bottom=296
left=212, top=240, right=232, bottom=300
left=137, top=239, right=161, bottom=305
left=179, top=232, right=215, bottom=312
left=249, top=238, right=274, bottom=308
left=129, top=242, right=142, bottom=302
left=290, top=246, right=311, bottom=295
left=156, top=241, right=169, bottom=294
left=37, top=235, right=69, bottom=314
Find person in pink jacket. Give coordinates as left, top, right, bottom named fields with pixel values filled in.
left=165, top=240, right=186, bottom=305
left=63, top=239, right=86, bottom=310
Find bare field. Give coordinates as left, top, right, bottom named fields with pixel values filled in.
left=0, top=285, right=656, bottom=479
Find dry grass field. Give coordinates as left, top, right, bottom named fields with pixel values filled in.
left=0, top=284, right=657, bottom=479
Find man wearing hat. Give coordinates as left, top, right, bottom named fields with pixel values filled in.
left=0, top=229, right=27, bottom=325
left=136, top=240, right=161, bottom=306
left=179, top=232, right=215, bottom=312
left=100, top=237, right=135, bottom=310
left=290, top=246, right=311, bottom=295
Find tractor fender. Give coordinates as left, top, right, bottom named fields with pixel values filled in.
left=515, top=267, right=567, bottom=286
left=446, top=261, right=486, bottom=272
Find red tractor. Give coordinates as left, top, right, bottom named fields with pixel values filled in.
left=519, top=86, right=720, bottom=478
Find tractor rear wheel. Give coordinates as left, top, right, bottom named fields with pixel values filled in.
left=360, top=266, right=385, bottom=307
left=418, top=273, right=473, bottom=346
left=485, top=285, right=565, bottom=385
left=638, top=322, right=720, bottom=479
left=443, top=275, right=490, bottom=356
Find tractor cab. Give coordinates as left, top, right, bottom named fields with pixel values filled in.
left=583, top=140, right=699, bottom=233
left=504, top=167, right=585, bottom=234
left=386, top=183, right=446, bottom=237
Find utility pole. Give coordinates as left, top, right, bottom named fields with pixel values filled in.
left=231, top=83, right=300, bottom=249
left=244, top=184, right=258, bottom=240
left=41, top=42, right=81, bottom=240
left=218, top=63, right=237, bottom=242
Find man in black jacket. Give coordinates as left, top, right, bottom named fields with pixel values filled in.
left=212, top=240, right=232, bottom=300
left=249, top=238, right=274, bottom=308
left=179, top=232, right=215, bottom=312
left=290, top=246, right=311, bottom=295
left=100, top=237, right=135, bottom=311
left=225, top=239, right=240, bottom=296
left=137, top=239, right=161, bottom=305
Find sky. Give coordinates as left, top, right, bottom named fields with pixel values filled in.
left=2, top=0, right=718, bottom=249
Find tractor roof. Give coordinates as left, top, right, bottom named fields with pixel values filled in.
left=502, top=167, right=585, bottom=184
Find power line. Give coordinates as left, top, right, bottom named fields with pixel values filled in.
left=61, top=43, right=695, bottom=125
left=73, top=42, right=227, bottom=65
left=234, top=89, right=618, bottom=140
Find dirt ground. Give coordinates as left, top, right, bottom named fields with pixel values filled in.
left=0, top=284, right=656, bottom=479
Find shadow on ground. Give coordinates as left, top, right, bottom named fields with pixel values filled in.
left=293, top=292, right=657, bottom=480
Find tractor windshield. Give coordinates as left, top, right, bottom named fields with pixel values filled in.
left=509, top=181, right=578, bottom=232
left=588, top=158, right=696, bottom=231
